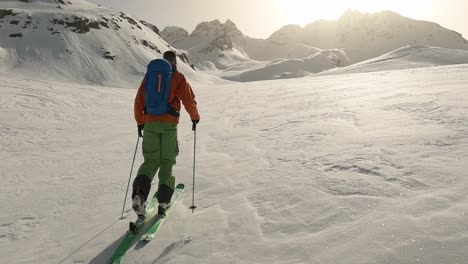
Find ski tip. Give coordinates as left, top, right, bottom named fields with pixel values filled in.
left=176, top=183, right=185, bottom=190
left=142, top=235, right=153, bottom=242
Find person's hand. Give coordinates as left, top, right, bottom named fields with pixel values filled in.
left=138, top=124, right=144, bottom=137
left=192, top=120, right=199, bottom=131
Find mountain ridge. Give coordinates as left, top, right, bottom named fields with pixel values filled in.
left=160, top=11, right=468, bottom=81
left=0, top=0, right=199, bottom=87
left=2, top=1, right=468, bottom=84
left=163, top=10, right=468, bottom=61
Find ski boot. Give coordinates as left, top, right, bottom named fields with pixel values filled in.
left=157, top=203, right=169, bottom=218
left=132, top=193, right=146, bottom=220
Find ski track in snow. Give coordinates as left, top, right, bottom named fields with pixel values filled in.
left=1, top=65, right=468, bottom=263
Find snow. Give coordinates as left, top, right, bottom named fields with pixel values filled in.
left=1, top=60, right=468, bottom=263
left=319, top=45, right=468, bottom=76
left=166, top=10, right=468, bottom=82
left=270, top=9, right=468, bottom=56
left=225, top=48, right=354, bottom=82
left=5, top=0, right=102, bottom=10
left=160, top=26, right=189, bottom=46
left=2, top=1, right=468, bottom=263
left=3, top=3, right=468, bottom=85
left=0, top=0, right=206, bottom=87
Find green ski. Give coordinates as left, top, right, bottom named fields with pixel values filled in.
left=107, top=191, right=158, bottom=264
left=141, top=184, right=185, bottom=242
left=107, top=184, right=184, bottom=264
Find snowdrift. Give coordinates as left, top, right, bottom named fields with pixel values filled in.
left=222, top=49, right=350, bottom=82
left=318, top=45, right=468, bottom=76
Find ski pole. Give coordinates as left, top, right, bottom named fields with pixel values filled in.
left=120, top=136, right=140, bottom=219
left=189, top=123, right=197, bottom=213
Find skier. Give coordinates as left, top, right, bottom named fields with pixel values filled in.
left=132, top=50, right=200, bottom=219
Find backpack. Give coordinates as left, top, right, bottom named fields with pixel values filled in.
left=144, top=59, right=173, bottom=115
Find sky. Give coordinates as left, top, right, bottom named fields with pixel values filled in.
left=88, top=0, right=468, bottom=40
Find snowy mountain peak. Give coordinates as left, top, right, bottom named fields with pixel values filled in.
left=264, top=9, right=468, bottom=57
left=267, top=24, right=303, bottom=44
left=162, top=10, right=468, bottom=82
left=165, top=19, right=248, bottom=60
left=160, top=26, right=189, bottom=46
left=271, top=24, right=303, bottom=35
left=191, top=19, right=243, bottom=40
left=338, top=9, right=404, bottom=26
left=339, top=9, right=363, bottom=19
left=191, top=19, right=220, bottom=37
left=225, top=19, right=235, bottom=27
left=0, top=0, right=197, bottom=86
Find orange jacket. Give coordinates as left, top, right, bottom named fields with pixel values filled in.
left=134, top=70, right=200, bottom=125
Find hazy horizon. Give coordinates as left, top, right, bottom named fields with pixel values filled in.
left=88, top=0, right=468, bottom=40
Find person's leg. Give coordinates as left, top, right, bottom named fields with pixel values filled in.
left=157, top=123, right=178, bottom=209
left=132, top=122, right=162, bottom=202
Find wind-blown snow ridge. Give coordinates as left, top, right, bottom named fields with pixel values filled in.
left=223, top=49, right=350, bottom=82
left=318, top=45, right=468, bottom=76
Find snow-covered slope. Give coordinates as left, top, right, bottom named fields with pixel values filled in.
left=319, top=45, right=468, bottom=76
left=193, top=44, right=468, bottom=82
left=162, top=20, right=350, bottom=81
left=3, top=2, right=468, bottom=85
left=1, top=64, right=468, bottom=263
left=164, top=11, right=468, bottom=82
left=0, top=0, right=201, bottom=87
left=161, top=20, right=253, bottom=71
left=223, top=49, right=350, bottom=82
left=268, top=10, right=468, bottom=62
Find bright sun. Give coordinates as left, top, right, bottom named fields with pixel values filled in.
left=276, top=0, right=424, bottom=26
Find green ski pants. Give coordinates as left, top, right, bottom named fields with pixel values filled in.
left=137, top=121, right=178, bottom=191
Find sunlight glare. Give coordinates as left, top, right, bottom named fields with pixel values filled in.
left=276, top=0, right=425, bottom=26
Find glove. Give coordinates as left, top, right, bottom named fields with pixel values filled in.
left=191, top=119, right=199, bottom=131
left=138, top=124, right=144, bottom=137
